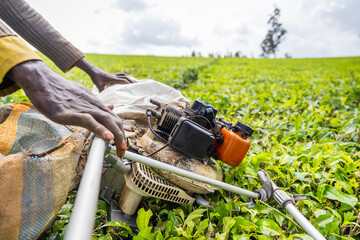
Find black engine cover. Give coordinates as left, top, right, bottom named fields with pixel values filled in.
left=169, top=118, right=215, bottom=159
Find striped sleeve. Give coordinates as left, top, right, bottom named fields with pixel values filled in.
left=0, top=0, right=84, bottom=72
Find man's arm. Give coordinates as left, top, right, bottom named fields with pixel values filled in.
left=0, top=0, right=134, bottom=90
left=0, top=16, right=127, bottom=157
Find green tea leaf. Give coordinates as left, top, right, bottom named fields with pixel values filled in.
left=323, top=186, right=358, bottom=207
left=136, top=209, right=153, bottom=231
left=234, top=216, right=257, bottom=232
left=137, top=227, right=153, bottom=239
left=222, top=217, right=236, bottom=234
left=183, top=208, right=207, bottom=227
left=255, top=219, right=282, bottom=236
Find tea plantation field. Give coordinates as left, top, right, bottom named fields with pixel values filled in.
left=1, top=55, right=359, bottom=239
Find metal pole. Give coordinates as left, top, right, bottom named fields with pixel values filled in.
left=65, top=137, right=106, bottom=240
left=257, top=170, right=326, bottom=240
left=194, top=194, right=210, bottom=207
left=105, top=154, right=131, bottom=174
left=285, top=204, right=326, bottom=240
left=109, top=148, right=260, bottom=199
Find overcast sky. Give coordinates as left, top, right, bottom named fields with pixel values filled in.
left=25, top=0, right=360, bottom=58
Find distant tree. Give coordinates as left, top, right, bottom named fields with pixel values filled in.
left=197, top=52, right=202, bottom=57
left=234, top=51, right=247, bottom=58
left=260, top=7, right=287, bottom=58
left=285, top=53, right=292, bottom=58
left=191, top=51, right=196, bottom=57
left=208, top=53, right=214, bottom=57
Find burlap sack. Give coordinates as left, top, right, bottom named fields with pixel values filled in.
left=0, top=103, right=88, bottom=240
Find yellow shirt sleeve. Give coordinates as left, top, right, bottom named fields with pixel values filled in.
left=0, top=35, right=41, bottom=88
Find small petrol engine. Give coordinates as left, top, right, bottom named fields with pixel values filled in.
left=146, top=99, right=253, bottom=167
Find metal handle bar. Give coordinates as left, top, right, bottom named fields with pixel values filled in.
left=114, top=148, right=260, bottom=199
left=65, top=137, right=106, bottom=240
left=258, top=171, right=326, bottom=240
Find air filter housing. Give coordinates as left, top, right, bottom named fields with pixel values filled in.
left=119, top=162, right=195, bottom=215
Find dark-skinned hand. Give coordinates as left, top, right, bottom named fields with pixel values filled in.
left=7, top=60, right=127, bottom=157
left=74, top=57, right=135, bottom=92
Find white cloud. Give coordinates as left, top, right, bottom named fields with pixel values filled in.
left=111, top=0, right=148, bottom=12
left=21, top=0, right=360, bottom=57
left=121, top=16, right=199, bottom=47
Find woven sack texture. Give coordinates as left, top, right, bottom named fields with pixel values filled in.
left=0, top=103, right=88, bottom=239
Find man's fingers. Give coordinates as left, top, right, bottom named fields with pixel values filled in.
left=69, top=111, right=127, bottom=157
left=116, top=139, right=128, bottom=157
left=72, top=112, right=127, bottom=157
left=108, top=122, right=127, bottom=157
left=106, top=79, right=131, bottom=85
left=115, top=72, right=126, bottom=76
left=113, top=118, right=127, bottom=157
left=124, top=76, right=136, bottom=83
left=107, top=104, right=114, bottom=110
left=74, top=113, right=114, bottom=140
left=115, top=72, right=136, bottom=83
left=92, top=112, right=127, bottom=157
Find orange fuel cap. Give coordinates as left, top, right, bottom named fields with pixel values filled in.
left=214, top=122, right=253, bottom=167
